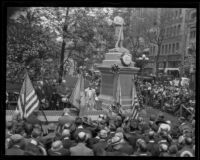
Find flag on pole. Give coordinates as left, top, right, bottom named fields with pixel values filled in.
left=70, top=74, right=86, bottom=116
left=130, top=96, right=139, bottom=120
left=17, top=72, right=39, bottom=119
left=130, top=80, right=139, bottom=120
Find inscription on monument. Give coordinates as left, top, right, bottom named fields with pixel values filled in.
left=101, top=74, right=114, bottom=96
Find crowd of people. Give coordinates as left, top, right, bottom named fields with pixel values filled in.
left=5, top=73, right=195, bottom=156
left=135, top=79, right=195, bottom=120
left=5, top=107, right=195, bottom=156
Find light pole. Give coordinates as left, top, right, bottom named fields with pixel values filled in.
left=137, top=54, right=149, bottom=78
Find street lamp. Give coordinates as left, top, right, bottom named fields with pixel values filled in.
left=137, top=54, right=149, bottom=77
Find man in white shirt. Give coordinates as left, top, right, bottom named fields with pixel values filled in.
left=85, top=84, right=96, bottom=111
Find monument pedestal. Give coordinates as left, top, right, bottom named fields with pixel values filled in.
left=96, top=51, right=139, bottom=112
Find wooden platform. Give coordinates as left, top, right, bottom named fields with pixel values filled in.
left=6, top=106, right=179, bottom=125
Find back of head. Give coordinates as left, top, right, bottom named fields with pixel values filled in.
left=148, top=130, right=155, bottom=140
left=75, top=117, right=83, bottom=126
left=109, top=123, right=116, bottom=132
left=77, top=131, right=86, bottom=142
left=24, top=123, right=33, bottom=136
left=139, top=141, right=147, bottom=152
left=169, top=145, right=178, bottom=154
left=185, top=137, right=192, bottom=145
left=62, top=129, right=70, bottom=138
left=159, top=144, right=168, bottom=152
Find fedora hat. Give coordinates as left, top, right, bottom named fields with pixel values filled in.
left=51, top=140, right=63, bottom=151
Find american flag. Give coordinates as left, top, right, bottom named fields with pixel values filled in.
left=130, top=79, right=139, bottom=120
left=130, top=96, right=139, bottom=120
left=17, top=72, right=39, bottom=119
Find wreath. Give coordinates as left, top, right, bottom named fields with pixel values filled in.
left=120, top=53, right=132, bottom=67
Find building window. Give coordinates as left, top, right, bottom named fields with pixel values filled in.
left=174, top=26, right=177, bottom=36
left=177, top=25, right=181, bottom=35
left=169, top=44, right=171, bottom=54
left=175, top=10, right=178, bottom=18
left=169, top=27, right=171, bottom=37
left=153, top=46, right=155, bottom=55
left=166, top=28, right=169, bottom=37
left=161, top=45, right=164, bottom=54
left=176, top=43, right=179, bottom=52
left=179, top=9, right=182, bottom=17
left=191, top=11, right=196, bottom=20
left=172, top=43, right=175, bottom=53
left=165, top=45, right=168, bottom=54
left=190, top=30, right=196, bottom=39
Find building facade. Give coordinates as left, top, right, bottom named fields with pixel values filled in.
left=147, top=8, right=196, bottom=77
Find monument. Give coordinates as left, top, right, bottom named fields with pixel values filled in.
left=96, top=16, right=140, bottom=114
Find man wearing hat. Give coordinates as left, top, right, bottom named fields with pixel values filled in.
left=6, top=134, right=25, bottom=155
left=134, top=139, right=151, bottom=156
left=146, top=131, right=160, bottom=156
left=92, top=129, right=108, bottom=153
left=168, top=144, right=178, bottom=157
left=61, top=129, right=77, bottom=149
left=149, top=114, right=159, bottom=132
left=24, top=128, right=44, bottom=155
left=107, top=132, right=133, bottom=155
left=159, top=143, right=170, bottom=157
left=177, top=137, right=194, bottom=157
left=70, top=131, right=94, bottom=156
left=178, top=117, right=192, bottom=135
left=48, top=140, right=70, bottom=155
left=40, top=123, right=57, bottom=150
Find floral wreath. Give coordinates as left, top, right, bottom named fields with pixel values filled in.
left=120, top=53, right=132, bottom=67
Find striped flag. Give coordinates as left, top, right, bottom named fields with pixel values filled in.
left=17, top=72, right=39, bottom=119
left=130, top=96, right=139, bottom=120
left=130, top=80, right=139, bottom=120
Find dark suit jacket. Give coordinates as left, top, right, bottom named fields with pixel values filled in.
left=25, top=141, right=42, bottom=155
left=70, top=143, right=94, bottom=156
left=40, top=132, right=56, bottom=150
left=48, top=148, right=70, bottom=156
left=62, top=138, right=77, bottom=149
left=87, top=137, right=100, bottom=149
left=6, top=146, right=25, bottom=155
left=113, top=142, right=134, bottom=155
left=92, top=139, right=108, bottom=153
left=147, top=140, right=160, bottom=156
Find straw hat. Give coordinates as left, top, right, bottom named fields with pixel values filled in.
left=51, top=140, right=63, bottom=151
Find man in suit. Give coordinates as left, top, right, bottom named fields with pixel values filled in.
left=146, top=131, right=160, bottom=156
left=6, top=134, right=25, bottom=155
left=107, top=132, right=133, bottom=155
left=48, top=140, right=70, bottom=156
left=61, top=129, right=77, bottom=149
left=177, top=137, right=194, bottom=157
left=92, top=130, right=108, bottom=154
left=24, top=128, right=44, bottom=155
left=70, top=131, right=94, bottom=156
left=40, top=123, right=56, bottom=151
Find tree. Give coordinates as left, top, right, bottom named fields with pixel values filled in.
left=7, top=7, right=117, bottom=82
left=7, top=7, right=61, bottom=81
